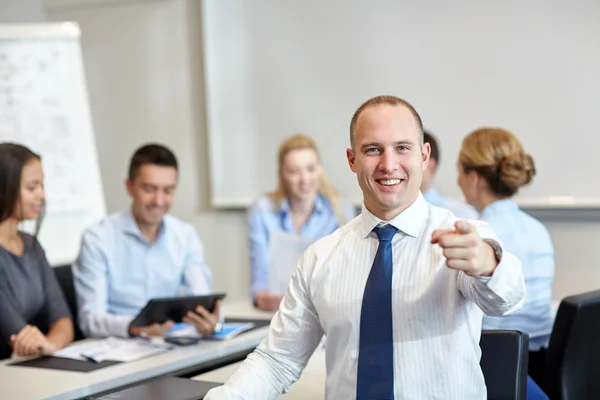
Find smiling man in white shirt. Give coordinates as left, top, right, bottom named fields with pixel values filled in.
left=205, top=95, right=525, bottom=400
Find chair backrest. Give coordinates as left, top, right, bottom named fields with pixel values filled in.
left=480, top=330, right=529, bottom=400
left=544, top=290, right=600, bottom=400
left=53, top=264, right=85, bottom=340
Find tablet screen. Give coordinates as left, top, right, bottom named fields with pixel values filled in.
left=130, top=293, right=226, bottom=328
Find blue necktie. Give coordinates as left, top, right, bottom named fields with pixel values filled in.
left=356, top=224, right=398, bottom=400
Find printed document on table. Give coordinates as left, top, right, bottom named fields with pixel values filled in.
left=53, top=337, right=172, bottom=362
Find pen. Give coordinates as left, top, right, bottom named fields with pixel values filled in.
left=80, top=354, right=99, bottom=363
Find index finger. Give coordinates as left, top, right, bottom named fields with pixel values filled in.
left=436, top=232, right=477, bottom=248
left=431, top=228, right=456, bottom=244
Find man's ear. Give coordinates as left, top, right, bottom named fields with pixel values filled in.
left=125, top=178, right=133, bottom=197
left=422, top=142, right=431, bottom=170
left=346, top=148, right=356, bottom=172
left=427, top=158, right=437, bottom=174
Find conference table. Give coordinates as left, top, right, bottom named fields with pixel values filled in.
left=194, top=345, right=327, bottom=399
left=0, top=300, right=273, bottom=400
left=0, top=298, right=563, bottom=400
left=193, top=301, right=563, bottom=399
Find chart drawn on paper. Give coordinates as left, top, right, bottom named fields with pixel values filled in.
left=0, top=39, right=87, bottom=214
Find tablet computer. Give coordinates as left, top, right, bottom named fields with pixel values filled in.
left=129, top=293, right=226, bottom=328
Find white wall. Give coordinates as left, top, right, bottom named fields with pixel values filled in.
left=44, top=0, right=251, bottom=301
left=0, top=0, right=45, bottom=22
left=201, top=0, right=600, bottom=208
left=39, top=0, right=600, bottom=302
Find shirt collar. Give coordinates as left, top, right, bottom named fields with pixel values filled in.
left=480, top=199, right=519, bottom=218
left=120, top=207, right=166, bottom=241
left=279, top=194, right=326, bottom=216
left=359, top=192, right=429, bottom=239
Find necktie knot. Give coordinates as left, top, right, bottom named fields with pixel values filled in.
left=373, top=225, right=398, bottom=243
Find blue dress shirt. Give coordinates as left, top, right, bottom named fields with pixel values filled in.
left=423, top=188, right=479, bottom=219
left=480, top=199, right=555, bottom=350
left=73, top=208, right=213, bottom=338
left=248, top=194, right=356, bottom=299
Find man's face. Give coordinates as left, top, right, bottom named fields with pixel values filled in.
left=346, top=104, right=430, bottom=220
left=126, top=164, right=177, bottom=227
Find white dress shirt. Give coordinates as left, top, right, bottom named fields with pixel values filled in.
left=205, top=193, right=525, bottom=400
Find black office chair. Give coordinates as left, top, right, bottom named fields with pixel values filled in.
left=480, top=330, right=529, bottom=400
left=53, top=264, right=85, bottom=340
left=543, top=290, right=600, bottom=400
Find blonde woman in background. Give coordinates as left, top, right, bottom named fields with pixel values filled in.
left=248, top=134, right=355, bottom=311
left=458, top=127, right=554, bottom=398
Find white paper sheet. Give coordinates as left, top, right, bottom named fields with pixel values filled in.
left=53, top=337, right=172, bottom=363
left=268, top=231, right=315, bottom=295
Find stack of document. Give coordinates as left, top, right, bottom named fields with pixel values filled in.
left=53, top=337, right=172, bottom=363
left=166, top=322, right=255, bottom=341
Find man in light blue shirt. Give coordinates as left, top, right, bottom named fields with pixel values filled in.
left=73, top=144, right=217, bottom=338
left=421, top=131, right=479, bottom=219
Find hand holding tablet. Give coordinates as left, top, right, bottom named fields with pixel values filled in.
left=128, top=293, right=226, bottom=336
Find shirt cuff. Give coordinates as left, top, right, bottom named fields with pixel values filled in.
left=114, top=315, right=135, bottom=338
left=471, top=251, right=521, bottom=297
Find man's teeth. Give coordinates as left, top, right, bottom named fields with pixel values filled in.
left=379, top=179, right=401, bottom=186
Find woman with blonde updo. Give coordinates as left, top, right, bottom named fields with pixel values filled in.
left=457, top=127, right=555, bottom=392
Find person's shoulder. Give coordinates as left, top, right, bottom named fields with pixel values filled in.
left=81, top=210, right=129, bottom=247
left=427, top=203, right=484, bottom=232
left=19, top=232, right=43, bottom=253
left=317, top=194, right=357, bottom=223
left=19, top=231, right=36, bottom=245
left=163, top=212, right=190, bottom=229
left=516, top=209, right=553, bottom=241
left=440, top=197, right=479, bottom=220
left=17, top=232, right=50, bottom=264
left=90, top=210, right=126, bottom=230
left=250, top=195, right=279, bottom=214
left=163, top=214, right=199, bottom=242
